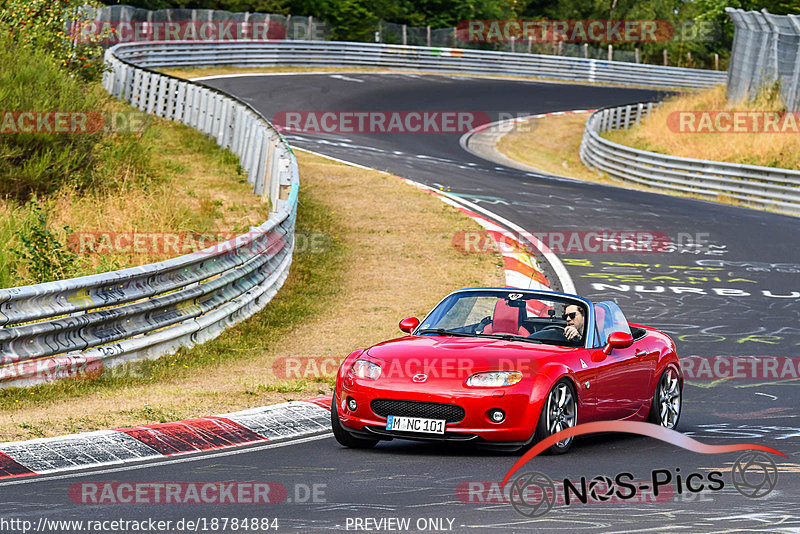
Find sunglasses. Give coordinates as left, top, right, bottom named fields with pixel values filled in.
left=562, top=311, right=580, bottom=320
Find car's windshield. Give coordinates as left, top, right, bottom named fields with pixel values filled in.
left=417, top=290, right=588, bottom=347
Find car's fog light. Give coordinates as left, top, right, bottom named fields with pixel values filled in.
left=489, top=409, right=505, bottom=423
left=347, top=397, right=358, bottom=411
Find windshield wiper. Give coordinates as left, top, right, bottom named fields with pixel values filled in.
left=479, top=333, right=544, bottom=344
left=417, top=328, right=479, bottom=337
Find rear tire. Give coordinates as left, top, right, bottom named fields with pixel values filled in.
left=331, top=393, right=379, bottom=449
left=533, top=379, right=577, bottom=455
left=647, top=367, right=682, bottom=429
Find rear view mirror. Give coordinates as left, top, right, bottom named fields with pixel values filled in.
left=603, top=331, right=634, bottom=355
left=399, top=317, right=420, bottom=334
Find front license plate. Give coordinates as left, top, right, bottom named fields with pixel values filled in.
left=386, top=415, right=446, bottom=434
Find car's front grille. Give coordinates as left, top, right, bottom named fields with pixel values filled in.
left=370, top=399, right=465, bottom=423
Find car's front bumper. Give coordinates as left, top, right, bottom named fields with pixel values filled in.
left=336, top=378, right=543, bottom=443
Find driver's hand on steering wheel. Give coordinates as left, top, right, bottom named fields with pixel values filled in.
left=564, top=325, right=582, bottom=341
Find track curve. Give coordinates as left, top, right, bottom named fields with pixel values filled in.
left=3, top=73, right=798, bottom=532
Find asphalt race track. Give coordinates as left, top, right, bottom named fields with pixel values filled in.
left=3, top=73, right=799, bottom=533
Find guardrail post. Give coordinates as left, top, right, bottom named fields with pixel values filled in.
left=182, top=84, right=195, bottom=126
left=246, top=127, right=263, bottom=184
left=175, top=81, right=186, bottom=121
left=264, top=140, right=276, bottom=207
left=243, top=116, right=256, bottom=181
left=211, top=93, right=223, bottom=140
left=131, top=69, right=142, bottom=109
left=253, top=130, right=269, bottom=196
left=122, top=64, right=135, bottom=101
left=155, top=76, right=168, bottom=117
left=276, top=155, right=292, bottom=213
left=144, top=73, right=155, bottom=114
left=232, top=107, right=244, bottom=157
left=200, top=89, right=216, bottom=135
left=165, top=78, right=178, bottom=119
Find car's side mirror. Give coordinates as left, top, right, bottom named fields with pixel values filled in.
left=399, top=317, right=420, bottom=334
left=603, top=331, right=634, bottom=355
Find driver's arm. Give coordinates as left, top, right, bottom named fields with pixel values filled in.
left=564, top=325, right=582, bottom=341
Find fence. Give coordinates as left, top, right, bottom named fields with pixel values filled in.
left=108, top=40, right=726, bottom=90
left=0, top=42, right=299, bottom=388
left=726, top=8, right=800, bottom=110
left=84, top=6, right=717, bottom=68
left=85, top=4, right=331, bottom=43
left=580, top=103, right=800, bottom=214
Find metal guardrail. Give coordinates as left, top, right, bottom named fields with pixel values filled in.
left=579, top=103, right=800, bottom=214
left=110, top=40, right=726, bottom=89
left=0, top=42, right=299, bottom=387
left=726, top=8, right=800, bottom=111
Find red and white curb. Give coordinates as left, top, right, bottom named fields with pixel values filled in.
left=0, top=396, right=333, bottom=480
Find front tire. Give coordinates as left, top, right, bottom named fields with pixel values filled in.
left=331, top=393, right=379, bottom=449
left=533, top=379, right=577, bottom=455
left=648, top=367, right=682, bottom=429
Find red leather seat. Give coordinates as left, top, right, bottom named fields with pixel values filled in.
left=483, top=300, right=530, bottom=336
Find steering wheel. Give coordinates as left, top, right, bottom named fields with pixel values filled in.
left=539, top=325, right=565, bottom=332
left=477, top=316, right=492, bottom=334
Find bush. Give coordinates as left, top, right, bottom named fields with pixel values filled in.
left=0, top=38, right=106, bottom=199
left=0, top=30, right=157, bottom=201
left=11, top=200, right=78, bottom=284
left=0, top=0, right=106, bottom=81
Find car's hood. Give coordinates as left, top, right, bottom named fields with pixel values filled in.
left=364, top=334, right=577, bottom=376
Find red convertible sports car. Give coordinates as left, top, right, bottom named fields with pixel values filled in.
left=331, top=288, right=683, bottom=453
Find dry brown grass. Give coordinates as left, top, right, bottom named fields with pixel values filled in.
left=47, top=117, right=268, bottom=272
left=496, top=113, right=618, bottom=185
left=0, top=152, right=504, bottom=441
left=605, top=85, right=800, bottom=169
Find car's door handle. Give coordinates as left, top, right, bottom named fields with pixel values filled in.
left=635, top=350, right=647, bottom=358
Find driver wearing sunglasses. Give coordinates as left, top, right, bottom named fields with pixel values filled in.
left=562, top=304, right=585, bottom=342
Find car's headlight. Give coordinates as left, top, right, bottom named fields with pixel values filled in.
left=350, top=359, right=382, bottom=380
left=466, top=371, right=522, bottom=387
